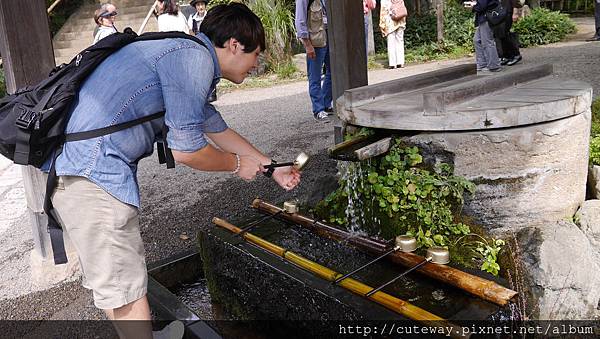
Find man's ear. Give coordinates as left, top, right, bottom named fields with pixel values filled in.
left=227, top=38, right=242, bottom=55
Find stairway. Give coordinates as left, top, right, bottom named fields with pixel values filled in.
left=52, top=0, right=179, bottom=65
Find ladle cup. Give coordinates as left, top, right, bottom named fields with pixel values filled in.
left=333, top=235, right=418, bottom=284
left=365, top=246, right=450, bottom=297
left=263, top=152, right=310, bottom=171
left=235, top=201, right=299, bottom=237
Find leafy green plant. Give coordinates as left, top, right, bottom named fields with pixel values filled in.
left=316, top=139, right=476, bottom=248
left=513, top=8, right=576, bottom=47
left=273, top=60, right=298, bottom=79
left=249, top=0, right=296, bottom=73
left=454, top=234, right=505, bottom=276
left=0, top=70, right=5, bottom=98
left=591, top=97, right=600, bottom=137
left=590, top=136, right=600, bottom=166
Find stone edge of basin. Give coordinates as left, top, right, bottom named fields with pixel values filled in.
left=337, top=63, right=593, bottom=131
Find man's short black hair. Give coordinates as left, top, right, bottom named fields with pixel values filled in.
left=199, top=3, right=266, bottom=53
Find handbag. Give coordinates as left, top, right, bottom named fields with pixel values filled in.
left=390, top=0, right=408, bottom=21
left=485, top=1, right=507, bottom=26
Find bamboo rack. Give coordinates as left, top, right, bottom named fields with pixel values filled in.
left=251, top=198, right=518, bottom=306
left=212, top=217, right=468, bottom=339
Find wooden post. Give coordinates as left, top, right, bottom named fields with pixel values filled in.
left=0, top=0, right=56, bottom=263
left=436, top=0, right=444, bottom=43
left=325, top=0, right=368, bottom=144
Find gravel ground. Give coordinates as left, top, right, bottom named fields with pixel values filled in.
left=0, top=17, right=598, bottom=321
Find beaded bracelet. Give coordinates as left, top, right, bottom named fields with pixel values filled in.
left=231, top=153, right=241, bottom=174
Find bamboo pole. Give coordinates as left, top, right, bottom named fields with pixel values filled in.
left=212, top=217, right=468, bottom=339
left=251, top=198, right=518, bottom=306
left=47, top=0, right=63, bottom=14
left=138, top=3, right=156, bottom=35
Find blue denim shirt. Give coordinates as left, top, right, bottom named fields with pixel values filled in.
left=44, top=33, right=228, bottom=208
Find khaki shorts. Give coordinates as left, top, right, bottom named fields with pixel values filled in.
left=51, top=176, right=147, bottom=310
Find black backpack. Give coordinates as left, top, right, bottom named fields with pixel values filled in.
left=0, top=28, right=206, bottom=264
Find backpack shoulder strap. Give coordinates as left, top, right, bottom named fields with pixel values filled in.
left=135, top=31, right=207, bottom=48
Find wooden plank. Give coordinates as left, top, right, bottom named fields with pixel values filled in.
left=344, top=64, right=475, bottom=110
left=0, top=0, right=56, bottom=260
left=326, top=0, right=368, bottom=144
left=0, top=0, right=55, bottom=94
left=422, top=64, right=554, bottom=115
left=354, top=137, right=392, bottom=161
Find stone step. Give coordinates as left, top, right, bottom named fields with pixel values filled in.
left=66, top=6, right=156, bottom=26
left=53, top=20, right=159, bottom=42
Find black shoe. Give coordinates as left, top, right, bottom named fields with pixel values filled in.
left=586, top=36, right=600, bottom=41
left=506, top=55, right=522, bottom=66
left=500, top=58, right=509, bottom=65
left=324, top=107, right=334, bottom=115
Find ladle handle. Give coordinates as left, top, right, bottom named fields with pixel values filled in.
left=365, top=257, right=432, bottom=297
left=264, top=162, right=295, bottom=169
left=333, top=246, right=398, bottom=284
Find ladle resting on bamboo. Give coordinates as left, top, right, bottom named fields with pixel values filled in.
left=251, top=198, right=518, bottom=306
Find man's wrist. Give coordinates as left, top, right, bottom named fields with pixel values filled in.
left=264, top=159, right=276, bottom=178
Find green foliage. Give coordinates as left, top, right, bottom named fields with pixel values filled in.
left=47, top=0, right=91, bottom=36
left=273, top=60, right=298, bottom=79
left=513, top=8, right=576, bottom=47
left=475, top=238, right=505, bottom=276
left=442, top=2, right=475, bottom=50
left=402, top=1, right=474, bottom=61
left=453, top=234, right=505, bottom=276
left=590, top=136, right=600, bottom=166
left=0, top=70, right=5, bottom=98
left=316, top=139, right=476, bottom=249
left=591, top=97, right=600, bottom=137
left=249, top=0, right=296, bottom=72
left=589, top=98, right=600, bottom=166
left=404, top=12, right=438, bottom=49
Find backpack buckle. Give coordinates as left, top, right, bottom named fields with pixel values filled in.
left=15, top=108, right=38, bottom=130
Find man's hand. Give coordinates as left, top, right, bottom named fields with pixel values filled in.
left=271, top=167, right=301, bottom=191
left=512, top=12, right=519, bottom=22
left=237, top=155, right=263, bottom=181
left=302, top=38, right=316, bottom=59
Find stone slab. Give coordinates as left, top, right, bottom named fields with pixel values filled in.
left=338, top=64, right=592, bottom=131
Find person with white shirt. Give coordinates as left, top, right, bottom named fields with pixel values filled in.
left=93, top=3, right=118, bottom=44
left=188, top=0, right=208, bottom=35
left=154, top=0, right=191, bottom=33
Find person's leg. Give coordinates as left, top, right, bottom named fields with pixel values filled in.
left=387, top=32, right=396, bottom=67
left=322, top=45, right=333, bottom=110
left=52, top=176, right=151, bottom=338
left=474, top=25, right=488, bottom=70
left=364, top=14, right=370, bottom=57
left=307, top=48, right=325, bottom=114
left=396, top=28, right=405, bottom=67
left=594, top=0, right=600, bottom=39
left=480, top=21, right=501, bottom=70
left=502, top=17, right=518, bottom=59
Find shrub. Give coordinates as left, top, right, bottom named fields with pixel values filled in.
left=590, top=97, right=600, bottom=166
left=513, top=7, right=576, bottom=47
left=0, top=70, right=5, bottom=98
left=591, top=97, right=600, bottom=137
left=249, top=0, right=296, bottom=72
left=403, top=1, right=474, bottom=59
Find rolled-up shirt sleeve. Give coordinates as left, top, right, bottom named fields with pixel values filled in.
left=155, top=44, right=228, bottom=152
